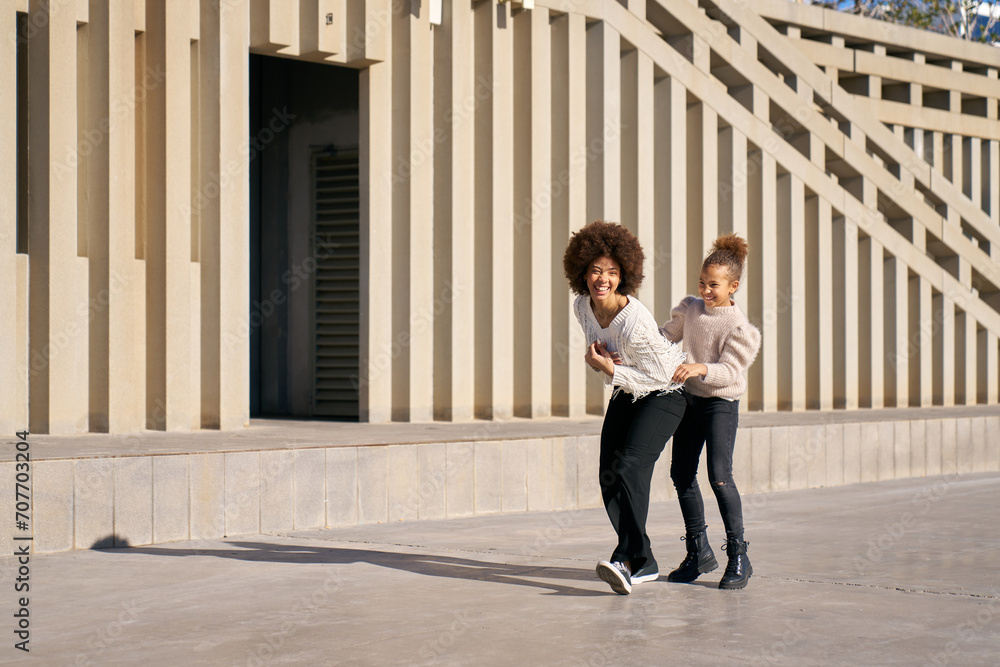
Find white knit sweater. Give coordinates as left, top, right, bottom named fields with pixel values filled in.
left=573, top=294, right=687, bottom=400
left=660, top=296, right=762, bottom=400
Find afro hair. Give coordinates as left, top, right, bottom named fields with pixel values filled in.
left=563, top=221, right=645, bottom=296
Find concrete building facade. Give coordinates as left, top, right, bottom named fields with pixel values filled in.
left=2, top=0, right=1000, bottom=551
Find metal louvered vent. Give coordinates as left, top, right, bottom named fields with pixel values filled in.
left=311, top=149, right=360, bottom=418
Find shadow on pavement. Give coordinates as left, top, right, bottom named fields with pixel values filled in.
left=109, top=540, right=614, bottom=597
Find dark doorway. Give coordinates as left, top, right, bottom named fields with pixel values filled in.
left=249, top=54, right=360, bottom=419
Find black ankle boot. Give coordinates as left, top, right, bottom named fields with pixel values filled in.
left=718, top=538, right=752, bottom=589
left=667, top=527, right=718, bottom=583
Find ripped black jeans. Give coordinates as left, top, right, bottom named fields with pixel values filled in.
left=669, top=391, right=745, bottom=541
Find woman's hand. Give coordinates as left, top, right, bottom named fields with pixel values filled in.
left=672, top=362, right=708, bottom=383
left=585, top=342, right=616, bottom=376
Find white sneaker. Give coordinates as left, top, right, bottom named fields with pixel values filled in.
left=596, top=560, right=632, bottom=595
left=630, top=562, right=659, bottom=585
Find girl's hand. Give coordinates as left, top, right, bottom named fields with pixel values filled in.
left=672, top=363, right=708, bottom=383
left=585, top=342, right=615, bottom=376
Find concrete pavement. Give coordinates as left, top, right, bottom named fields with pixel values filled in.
left=2, top=472, right=998, bottom=666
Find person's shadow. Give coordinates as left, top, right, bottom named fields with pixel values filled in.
left=106, top=538, right=613, bottom=597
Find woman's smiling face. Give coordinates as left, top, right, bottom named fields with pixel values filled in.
left=587, top=256, right=622, bottom=306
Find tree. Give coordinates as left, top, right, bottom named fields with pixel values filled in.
left=823, top=0, right=1000, bottom=43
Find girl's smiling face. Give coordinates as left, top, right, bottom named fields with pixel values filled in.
left=586, top=256, right=622, bottom=306
left=700, top=264, right=738, bottom=309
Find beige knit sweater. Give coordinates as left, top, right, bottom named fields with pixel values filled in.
left=573, top=294, right=687, bottom=400
left=660, top=296, right=762, bottom=400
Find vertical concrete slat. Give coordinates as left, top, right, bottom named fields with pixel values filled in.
left=566, top=13, right=587, bottom=417
left=658, top=77, right=687, bottom=316
left=433, top=0, right=452, bottom=421
left=29, top=0, right=88, bottom=434
left=529, top=6, right=551, bottom=418
left=817, top=198, right=834, bottom=410
left=782, top=174, right=809, bottom=410
left=968, top=136, right=981, bottom=206
left=550, top=13, right=587, bottom=418
left=445, top=0, right=474, bottom=421
left=407, top=7, right=433, bottom=422
left=964, top=313, right=977, bottom=405
left=988, top=139, right=999, bottom=229
left=491, top=2, right=514, bottom=419
left=359, top=18, right=392, bottom=423
left=0, top=0, right=27, bottom=434
left=937, top=293, right=955, bottom=406
left=832, top=214, right=859, bottom=410
left=145, top=0, right=192, bottom=431
left=729, top=127, right=750, bottom=381
left=917, top=277, right=933, bottom=407
left=621, top=48, right=638, bottom=236
left=777, top=173, right=805, bottom=410
left=858, top=236, right=883, bottom=407
left=512, top=8, right=532, bottom=418
left=197, top=0, right=248, bottom=430
left=717, top=126, right=734, bottom=239
left=584, top=20, right=619, bottom=414
left=884, top=255, right=908, bottom=408
left=635, top=52, right=655, bottom=313
left=388, top=1, right=409, bottom=420
left=79, top=0, right=142, bottom=433
left=700, top=105, right=718, bottom=274
left=868, top=236, right=885, bottom=408
left=686, top=102, right=703, bottom=296
left=760, top=153, right=778, bottom=411
left=473, top=0, right=492, bottom=418
left=591, top=21, right=620, bottom=223
left=978, top=329, right=998, bottom=404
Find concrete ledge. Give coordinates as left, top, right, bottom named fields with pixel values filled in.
left=14, top=410, right=1000, bottom=553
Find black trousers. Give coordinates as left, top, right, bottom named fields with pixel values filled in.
left=600, top=389, right=686, bottom=571
left=669, top=391, right=745, bottom=540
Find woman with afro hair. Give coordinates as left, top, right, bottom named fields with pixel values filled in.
left=563, top=221, right=687, bottom=595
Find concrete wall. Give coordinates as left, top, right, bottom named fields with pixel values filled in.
left=11, top=410, right=998, bottom=553
left=2, top=0, right=999, bottom=434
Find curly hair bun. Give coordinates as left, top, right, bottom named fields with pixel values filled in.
left=712, top=234, right=749, bottom=264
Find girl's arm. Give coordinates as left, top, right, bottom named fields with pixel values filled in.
left=659, top=296, right=696, bottom=343
left=609, top=317, right=687, bottom=399
left=694, top=325, right=762, bottom=388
